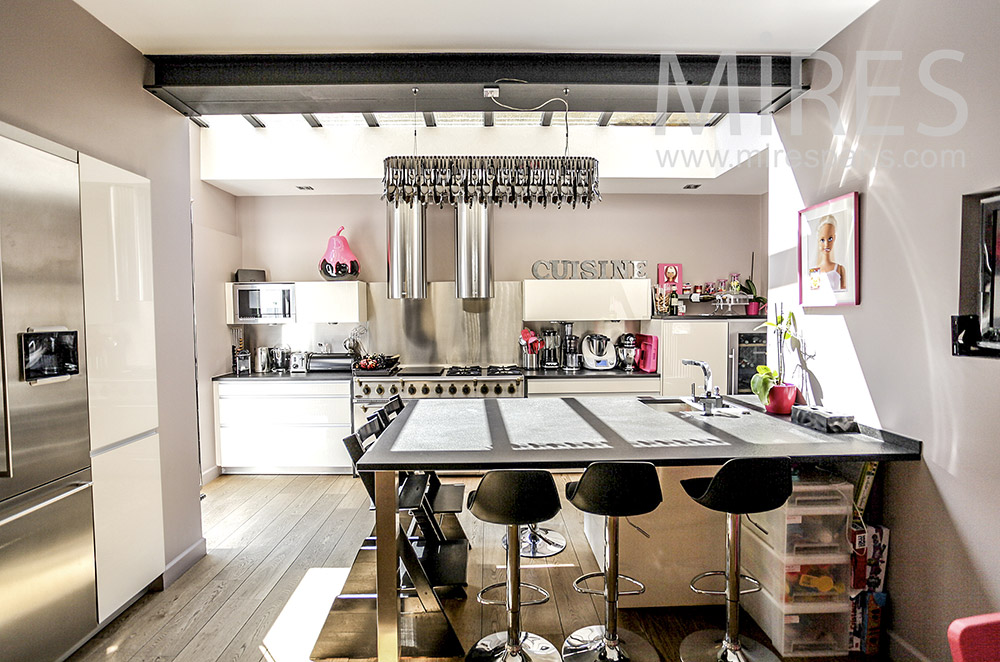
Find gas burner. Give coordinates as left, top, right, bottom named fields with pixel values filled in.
left=446, top=366, right=483, bottom=377
left=487, top=365, right=523, bottom=376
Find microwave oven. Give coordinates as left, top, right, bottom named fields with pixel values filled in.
left=232, top=282, right=295, bottom=323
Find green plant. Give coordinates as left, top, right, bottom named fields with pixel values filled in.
left=755, top=309, right=801, bottom=384
left=750, top=365, right=780, bottom=406
left=740, top=277, right=767, bottom=304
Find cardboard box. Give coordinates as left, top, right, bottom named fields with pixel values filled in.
left=850, top=523, right=867, bottom=589
left=865, top=526, right=889, bottom=592
left=850, top=591, right=888, bottom=654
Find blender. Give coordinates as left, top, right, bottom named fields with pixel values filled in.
left=563, top=334, right=581, bottom=372
left=617, top=333, right=638, bottom=372
left=541, top=329, right=560, bottom=370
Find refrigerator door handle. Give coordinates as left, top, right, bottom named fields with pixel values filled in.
left=0, top=279, right=9, bottom=479
left=0, top=481, right=91, bottom=527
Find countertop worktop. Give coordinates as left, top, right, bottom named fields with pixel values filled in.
left=651, top=314, right=766, bottom=321
left=523, top=368, right=660, bottom=379
left=357, top=396, right=921, bottom=471
left=213, top=371, right=352, bottom=382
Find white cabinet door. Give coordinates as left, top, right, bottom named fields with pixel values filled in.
left=522, top=279, right=651, bottom=321
left=526, top=377, right=661, bottom=397
left=79, top=155, right=158, bottom=450
left=294, top=281, right=368, bottom=324
left=91, top=433, right=165, bottom=622
left=658, top=321, right=730, bottom=396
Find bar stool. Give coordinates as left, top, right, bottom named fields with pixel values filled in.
left=467, top=470, right=563, bottom=662
left=502, top=523, right=567, bottom=559
left=563, top=462, right=663, bottom=662
left=678, top=457, right=792, bottom=662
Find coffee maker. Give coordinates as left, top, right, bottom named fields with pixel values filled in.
left=541, top=329, right=561, bottom=370
left=563, top=334, right=581, bottom=372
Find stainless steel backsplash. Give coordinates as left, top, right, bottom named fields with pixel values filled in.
left=367, top=281, right=522, bottom=366
left=243, top=281, right=523, bottom=365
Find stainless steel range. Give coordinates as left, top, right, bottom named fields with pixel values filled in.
left=353, top=365, right=524, bottom=429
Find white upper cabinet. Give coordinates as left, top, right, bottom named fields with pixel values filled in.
left=79, top=155, right=158, bottom=449
left=522, top=279, right=651, bottom=321
left=294, top=281, right=367, bottom=324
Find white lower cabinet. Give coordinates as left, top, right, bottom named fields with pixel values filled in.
left=91, top=433, right=165, bottom=623
left=526, top=377, right=661, bottom=398
left=216, top=380, right=354, bottom=473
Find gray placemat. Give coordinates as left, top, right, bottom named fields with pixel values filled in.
left=390, top=400, right=492, bottom=451
left=575, top=397, right=729, bottom=447
left=497, top=398, right=610, bottom=450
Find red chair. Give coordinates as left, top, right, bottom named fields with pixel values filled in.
left=948, top=612, right=1000, bottom=662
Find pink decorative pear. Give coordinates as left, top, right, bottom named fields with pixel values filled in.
left=319, top=226, right=360, bottom=281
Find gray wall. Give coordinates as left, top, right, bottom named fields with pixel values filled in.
left=0, top=0, right=204, bottom=579
left=238, top=192, right=768, bottom=287
left=771, top=0, right=1000, bottom=659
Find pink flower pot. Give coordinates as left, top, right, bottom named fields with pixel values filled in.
left=765, top=384, right=798, bottom=415
left=746, top=301, right=761, bottom=316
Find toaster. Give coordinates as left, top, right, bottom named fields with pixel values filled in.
left=635, top=333, right=658, bottom=373
left=289, top=351, right=309, bottom=373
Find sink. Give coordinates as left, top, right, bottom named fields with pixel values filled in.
left=638, top=397, right=699, bottom=413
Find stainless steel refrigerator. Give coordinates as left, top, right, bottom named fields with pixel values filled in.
left=0, top=128, right=98, bottom=661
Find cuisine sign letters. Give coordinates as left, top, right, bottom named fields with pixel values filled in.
left=531, top=259, right=648, bottom=280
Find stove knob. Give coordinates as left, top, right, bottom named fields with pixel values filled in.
left=389, top=385, right=398, bottom=395
left=422, top=385, right=430, bottom=395
left=507, top=384, right=517, bottom=394
left=435, top=385, right=444, bottom=395
left=376, top=385, right=384, bottom=395
left=407, top=385, right=417, bottom=396
left=462, top=385, right=471, bottom=395
left=480, top=384, right=490, bottom=395
left=494, top=384, right=503, bottom=395
left=448, top=385, right=457, bottom=395
left=362, top=385, right=371, bottom=396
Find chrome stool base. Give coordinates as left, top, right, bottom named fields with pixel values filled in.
left=678, top=629, right=780, bottom=662
left=501, top=526, right=567, bottom=558
left=467, top=631, right=562, bottom=662
left=562, top=625, right=661, bottom=662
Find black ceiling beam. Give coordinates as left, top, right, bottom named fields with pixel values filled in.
left=242, top=114, right=265, bottom=128
left=422, top=112, right=436, bottom=127
left=483, top=112, right=494, bottom=127
left=597, top=112, right=613, bottom=126
left=362, top=112, right=379, bottom=127
left=190, top=117, right=209, bottom=128
left=146, top=53, right=798, bottom=88
left=302, top=113, right=322, bottom=127
left=540, top=112, right=553, bottom=126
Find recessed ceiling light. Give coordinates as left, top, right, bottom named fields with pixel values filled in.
left=296, top=185, right=314, bottom=191
left=683, top=184, right=702, bottom=190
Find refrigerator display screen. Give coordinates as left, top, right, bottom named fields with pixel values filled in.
left=20, top=330, right=80, bottom=381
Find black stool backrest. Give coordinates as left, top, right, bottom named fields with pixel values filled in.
left=342, top=432, right=376, bottom=501
left=684, top=457, right=792, bottom=515
left=373, top=395, right=406, bottom=431
left=358, top=417, right=385, bottom=450
left=567, top=461, right=663, bottom=517
left=468, top=470, right=561, bottom=525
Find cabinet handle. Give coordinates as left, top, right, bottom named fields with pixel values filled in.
left=0, top=482, right=91, bottom=527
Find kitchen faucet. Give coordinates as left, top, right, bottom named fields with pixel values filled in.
left=682, top=359, right=725, bottom=414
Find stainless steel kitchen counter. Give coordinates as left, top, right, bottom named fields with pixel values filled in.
left=212, top=371, right=352, bottom=381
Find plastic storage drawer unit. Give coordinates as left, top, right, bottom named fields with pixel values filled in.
left=741, top=528, right=851, bottom=604
left=743, top=477, right=853, bottom=555
left=743, top=584, right=851, bottom=657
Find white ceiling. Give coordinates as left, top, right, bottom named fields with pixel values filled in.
left=73, top=0, right=878, bottom=55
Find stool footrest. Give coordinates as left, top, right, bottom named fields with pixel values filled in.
left=572, top=571, right=646, bottom=596
left=477, top=581, right=550, bottom=607
left=689, top=571, right=762, bottom=596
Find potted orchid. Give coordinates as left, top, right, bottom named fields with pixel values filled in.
left=750, top=309, right=800, bottom=414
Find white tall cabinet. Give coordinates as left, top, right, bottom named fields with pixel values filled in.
left=642, top=319, right=730, bottom=396
left=80, top=155, right=165, bottom=623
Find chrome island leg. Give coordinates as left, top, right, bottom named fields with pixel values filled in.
left=374, top=470, right=400, bottom=662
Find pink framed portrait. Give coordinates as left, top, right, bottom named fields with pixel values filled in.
left=798, top=192, right=860, bottom=306
left=657, top=263, right=682, bottom=287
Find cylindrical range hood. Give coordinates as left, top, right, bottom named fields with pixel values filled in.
left=455, top=201, right=494, bottom=299
left=387, top=201, right=427, bottom=299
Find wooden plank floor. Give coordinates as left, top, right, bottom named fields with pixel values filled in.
left=69, top=473, right=860, bottom=662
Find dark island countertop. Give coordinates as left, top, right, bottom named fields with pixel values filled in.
left=213, top=371, right=352, bottom=382
left=357, top=396, right=921, bottom=472
left=523, top=369, right=660, bottom=379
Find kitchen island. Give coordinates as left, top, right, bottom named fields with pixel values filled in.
left=356, top=396, right=920, bottom=662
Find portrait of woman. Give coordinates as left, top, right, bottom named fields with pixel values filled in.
left=657, top=263, right=682, bottom=287
left=799, top=193, right=859, bottom=306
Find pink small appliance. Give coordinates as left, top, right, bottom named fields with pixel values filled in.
left=635, top=333, right=658, bottom=373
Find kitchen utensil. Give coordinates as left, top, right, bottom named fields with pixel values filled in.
left=562, top=334, right=581, bottom=372
left=289, top=351, right=308, bottom=373
left=581, top=334, right=616, bottom=370
left=269, top=346, right=289, bottom=372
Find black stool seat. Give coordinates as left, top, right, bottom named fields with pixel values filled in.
left=467, top=470, right=560, bottom=525
left=680, top=457, right=792, bottom=514
left=566, top=461, right=663, bottom=517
